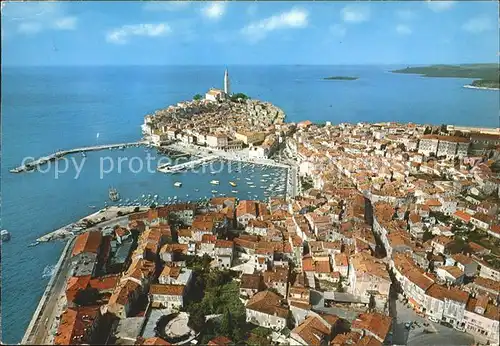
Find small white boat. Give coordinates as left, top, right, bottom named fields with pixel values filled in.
left=229, top=181, right=237, bottom=187
left=210, top=180, right=220, bottom=185
left=211, top=190, right=218, bottom=194
left=231, top=190, right=238, bottom=193
left=1, top=230, right=11, bottom=242
left=174, top=182, right=182, bottom=187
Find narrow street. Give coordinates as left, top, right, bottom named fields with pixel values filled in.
left=389, top=286, right=474, bottom=346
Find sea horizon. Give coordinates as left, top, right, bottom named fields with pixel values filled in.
left=2, top=61, right=499, bottom=68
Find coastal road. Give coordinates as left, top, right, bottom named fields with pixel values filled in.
left=164, top=142, right=290, bottom=169
left=28, top=237, right=76, bottom=345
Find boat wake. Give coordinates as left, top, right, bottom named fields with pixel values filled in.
left=42, top=264, right=56, bottom=279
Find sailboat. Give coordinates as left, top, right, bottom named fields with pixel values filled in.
left=109, top=187, right=119, bottom=202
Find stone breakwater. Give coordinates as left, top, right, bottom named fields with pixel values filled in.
left=21, top=237, right=75, bottom=345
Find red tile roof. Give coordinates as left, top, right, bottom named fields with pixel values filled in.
left=72, top=231, right=102, bottom=257
left=208, top=336, right=233, bottom=346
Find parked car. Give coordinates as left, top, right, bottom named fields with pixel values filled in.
left=441, top=321, right=454, bottom=329
left=405, top=322, right=413, bottom=329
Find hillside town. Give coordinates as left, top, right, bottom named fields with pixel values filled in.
left=44, top=113, right=500, bottom=346
left=141, top=70, right=290, bottom=159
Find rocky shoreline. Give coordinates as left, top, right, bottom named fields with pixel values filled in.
left=463, top=85, right=499, bottom=91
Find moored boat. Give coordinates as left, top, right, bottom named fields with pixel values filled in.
left=109, top=187, right=120, bottom=202
left=1, top=230, right=11, bottom=242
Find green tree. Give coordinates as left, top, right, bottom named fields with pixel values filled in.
left=368, top=294, right=376, bottom=312
left=193, top=94, right=203, bottom=101
left=219, top=309, right=233, bottom=337
left=423, top=228, right=433, bottom=242
left=424, top=127, right=432, bottom=135
left=336, top=280, right=344, bottom=293
left=187, top=302, right=206, bottom=331
left=230, top=93, right=249, bottom=102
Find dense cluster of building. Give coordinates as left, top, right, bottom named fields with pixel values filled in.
left=50, top=119, right=500, bottom=346
left=286, top=121, right=500, bottom=344
left=141, top=71, right=290, bottom=159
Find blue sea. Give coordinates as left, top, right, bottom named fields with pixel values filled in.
left=1, top=65, right=498, bottom=343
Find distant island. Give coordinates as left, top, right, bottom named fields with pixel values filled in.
left=392, top=64, right=499, bottom=90
left=323, top=76, right=358, bottom=81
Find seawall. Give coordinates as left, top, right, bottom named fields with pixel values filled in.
left=21, top=237, right=75, bottom=345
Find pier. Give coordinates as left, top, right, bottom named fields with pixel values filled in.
left=157, top=155, right=219, bottom=173
left=10, top=141, right=146, bottom=173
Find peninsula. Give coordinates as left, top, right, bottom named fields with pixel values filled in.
left=392, top=63, right=499, bottom=90
left=142, top=69, right=290, bottom=162
left=323, top=76, right=358, bottom=81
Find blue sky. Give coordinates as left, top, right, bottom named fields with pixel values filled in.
left=1, top=1, right=498, bottom=66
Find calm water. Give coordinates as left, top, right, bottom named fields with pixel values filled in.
left=1, top=65, right=498, bottom=343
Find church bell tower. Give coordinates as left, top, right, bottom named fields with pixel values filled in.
left=224, top=69, right=230, bottom=96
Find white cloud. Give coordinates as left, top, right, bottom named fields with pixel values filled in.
left=17, top=22, right=43, bottom=35
left=395, top=9, right=416, bottom=21
left=202, top=2, right=227, bottom=21
left=341, top=5, right=370, bottom=23
left=143, top=2, right=190, bottom=12
left=427, top=1, right=455, bottom=12
left=241, top=7, right=308, bottom=42
left=330, top=24, right=346, bottom=38
left=106, top=23, right=171, bottom=44
left=462, top=16, right=494, bottom=34
left=2, top=2, right=78, bottom=34
left=53, top=16, right=77, bottom=30
left=396, top=24, right=412, bottom=35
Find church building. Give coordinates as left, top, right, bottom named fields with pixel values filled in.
left=205, top=69, right=231, bottom=102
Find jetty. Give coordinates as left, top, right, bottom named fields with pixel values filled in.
left=10, top=141, right=146, bottom=173
left=157, top=155, right=219, bottom=173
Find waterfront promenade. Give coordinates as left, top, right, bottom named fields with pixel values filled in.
left=163, top=142, right=290, bottom=169
left=10, top=141, right=146, bottom=173
left=157, top=154, right=219, bottom=173
left=23, top=206, right=149, bottom=344
left=22, top=237, right=75, bottom=345
left=37, top=206, right=148, bottom=242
